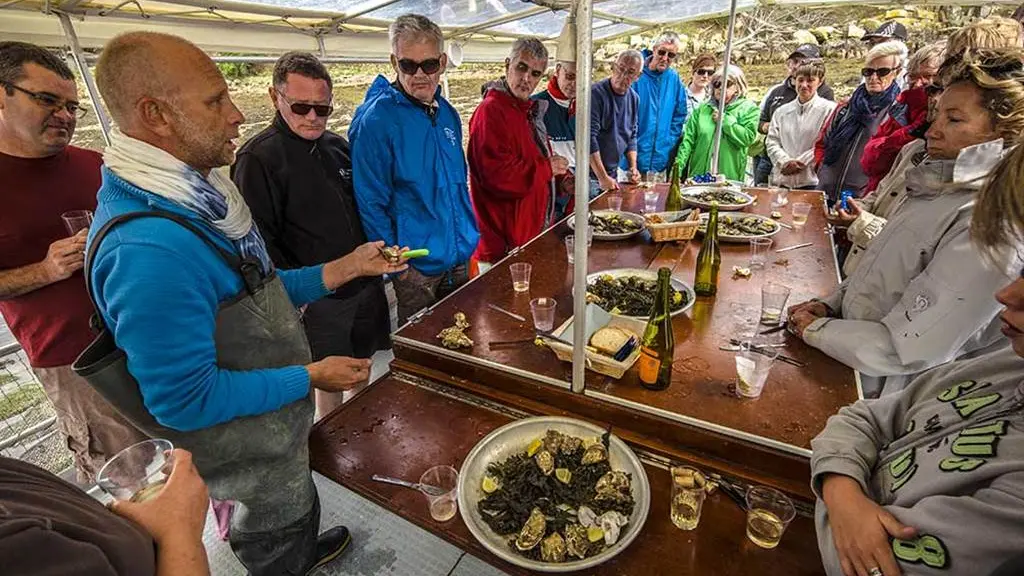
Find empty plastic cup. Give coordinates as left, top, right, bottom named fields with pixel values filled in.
left=791, top=202, right=812, bottom=227
left=420, top=465, right=459, bottom=522
left=530, top=297, right=557, bottom=332
left=510, top=262, right=532, bottom=293
left=607, top=192, right=623, bottom=212
left=62, top=210, right=93, bottom=235
left=749, top=238, right=773, bottom=269
left=97, top=439, right=174, bottom=502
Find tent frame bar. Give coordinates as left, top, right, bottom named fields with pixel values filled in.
left=709, top=0, right=739, bottom=175
left=58, top=12, right=111, bottom=145
left=570, top=0, right=592, bottom=395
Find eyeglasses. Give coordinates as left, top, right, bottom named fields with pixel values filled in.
left=924, top=83, right=944, bottom=97
left=712, top=80, right=734, bottom=89
left=861, top=67, right=895, bottom=78
left=615, top=65, right=642, bottom=79
left=656, top=48, right=678, bottom=60
left=3, top=82, right=87, bottom=118
left=694, top=68, right=716, bottom=77
left=397, top=57, right=442, bottom=76
left=275, top=90, right=333, bottom=117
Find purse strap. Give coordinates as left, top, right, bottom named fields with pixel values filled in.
left=83, top=210, right=264, bottom=332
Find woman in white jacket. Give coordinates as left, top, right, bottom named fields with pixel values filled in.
left=766, top=60, right=837, bottom=188
left=788, top=48, right=1024, bottom=398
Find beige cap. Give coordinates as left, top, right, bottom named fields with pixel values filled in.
left=556, top=13, right=576, bottom=63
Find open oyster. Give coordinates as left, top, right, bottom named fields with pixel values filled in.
left=595, top=470, right=631, bottom=496
left=535, top=449, right=555, bottom=476
left=563, top=524, right=589, bottom=559
left=515, top=508, right=546, bottom=551
left=580, top=442, right=608, bottom=465
left=540, top=532, right=567, bottom=563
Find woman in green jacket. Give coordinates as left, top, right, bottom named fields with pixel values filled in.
left=675, top=64, right=760, bottom=182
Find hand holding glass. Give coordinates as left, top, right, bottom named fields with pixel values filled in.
left=97, top=439, right=174, bottom=502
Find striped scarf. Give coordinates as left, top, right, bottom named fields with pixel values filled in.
left=103, top=130, right=273, bottom=274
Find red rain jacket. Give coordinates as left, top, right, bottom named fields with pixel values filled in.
left=469, top=82, right=554, bottom=263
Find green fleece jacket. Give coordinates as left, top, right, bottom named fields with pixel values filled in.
left=674, top=97, right=760, bottom=181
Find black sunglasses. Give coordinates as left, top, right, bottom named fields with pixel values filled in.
left=276, top=90, right=333, bottom=117
left=3, top=82, right=87, bottom=118
left=694, top=68, right=715, bottom=77
left=656, top=48, right=678, bottom=60
left=712, top=80, right=734, bottom=89
left=862, top=67, right=895, bottom=78
left=397, top=57, right=442, bottom=75
left=924, top=83, right=944, bottom=96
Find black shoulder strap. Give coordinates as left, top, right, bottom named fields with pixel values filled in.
left=83, top=210, right=245, bottom=331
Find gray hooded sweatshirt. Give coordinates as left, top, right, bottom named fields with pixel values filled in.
left=812, top=343, right=1024, bottom=576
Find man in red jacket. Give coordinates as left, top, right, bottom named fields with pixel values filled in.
left=469, top=38, right=569, bottom=270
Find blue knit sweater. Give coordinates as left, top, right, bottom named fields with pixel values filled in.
left=87, top=168, right=328, bottom=432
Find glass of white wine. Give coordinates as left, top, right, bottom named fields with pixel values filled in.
left=744, top=486, right=796, bottom=549
left=419, top=465, right=459, bottom=522
left=510, top=262, right=532, bottom=293
left=97, top=439, right=174, bottom=503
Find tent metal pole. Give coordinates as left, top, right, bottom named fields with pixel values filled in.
left=570, top=0, right=592, bottom=395
left=709, top=0, right=738, bottom=177
left=58, top=12, right=111, bottom=146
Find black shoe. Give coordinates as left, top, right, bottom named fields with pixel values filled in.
left=306, top=526, right=351, bottom=574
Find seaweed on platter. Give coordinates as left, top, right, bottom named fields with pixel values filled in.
left=586, top=275, right=687, bottom=317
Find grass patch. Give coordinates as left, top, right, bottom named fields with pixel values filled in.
left=0, top=384, right=47, bottom=421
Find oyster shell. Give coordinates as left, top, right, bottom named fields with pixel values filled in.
left=534, top=449, right=555, bottom=476
left=515, top=508, right=546, bottom=551
left=563, top=524, right=589, bottom=559
left=597, top=511, right=629, bottom=546
left=437, top=312, right=473, bottom=349
left=577, top=505, right=597, bottom=528
left=580, top=442, right=608, bottom=465
left=559, top=435, right=583, bottom=455
left=542, top=430, right=565, bottom=454
left=595, top=470, right=631, bottom=496
left=540, top=531, right=567, bottom=563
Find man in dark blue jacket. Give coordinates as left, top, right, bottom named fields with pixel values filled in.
left=623, top=31, right=688, bottom=177
left=350, top=13, right=479, bottom=325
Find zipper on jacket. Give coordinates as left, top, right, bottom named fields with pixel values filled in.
left=645, top=75, right=661, bottom=173
left=876, top=392, right=1024, bottom=468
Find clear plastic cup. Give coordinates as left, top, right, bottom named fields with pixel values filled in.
left=791, top=202, right=812, bottom=227
left=510, top=262, right=532, bottom=293
left=749, top=238, right=773, bottom=269
left=530, top=297, right=557, bottom=332
left=670, top=465, right=707, bottom=530
left=62, top=210, right=93, bottom=236
left=735, top=340, right=778, bottom=398
left=607, top=192, right=623, bottom=212
left=745, top=486, right=796, bottom=549
left=644, top=190, right=659, bottom=213
left=565, top=235, right=576, bottom=264
left=760, top=282, right=791, bottom=326
left=770, top=188, right=788, bottom=209
left=420, top=465, right=459, bottom=522
left=97, top=439, right=174, bottom=502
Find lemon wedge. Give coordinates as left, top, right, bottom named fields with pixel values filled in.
left=527, top=439, right=544, bottom=457
left=481, top=476, right=500, bottom=494
left=555, top=468, right=572, bottom=484
left=587, top=526, right=604, bottom=543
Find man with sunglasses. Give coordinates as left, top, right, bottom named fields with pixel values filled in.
left=755, top=44, right=835, bottom=186
left=469, top=39, right=568, bottom=271
left=626, top=31, right=689, bottom=178
left=351, top=13, right=479, bottom=325
left=232, top=52, right=391, bottom=419
left=0, top=41, right=148, bottom=483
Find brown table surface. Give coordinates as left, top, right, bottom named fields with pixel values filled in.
left=310, top=375, right=826, bottom=575
left=393, top=186, right=859, bottom=452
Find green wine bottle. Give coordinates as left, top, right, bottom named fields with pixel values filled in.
left=637, top=267, right=676, bottom=391
left=694, top=203, right=721, bottom=296
left=665, top=163, right=683, bottom=212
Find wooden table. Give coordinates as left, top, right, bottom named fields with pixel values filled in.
left=310, top=186, right=853, bottom=574
left=310, top=376, right=826, bottom=576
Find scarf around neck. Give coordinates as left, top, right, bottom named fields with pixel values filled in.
left=822, top=82, right=900, bottom=166
left=103, top=130, right=274, bottom=275
left=547, top=75, right=576, bottom=117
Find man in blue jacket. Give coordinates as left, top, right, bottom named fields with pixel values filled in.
left=623, top=32, right=688, bottom=177
left=350, top=13, right=480, bottom=325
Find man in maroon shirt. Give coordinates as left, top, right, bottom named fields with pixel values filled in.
left=0, top=41, right=147, bottom=482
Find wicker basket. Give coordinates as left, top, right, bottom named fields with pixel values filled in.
left=645, top=209, right=701, bottom=242
left=546, top=308, right=647, bottom=380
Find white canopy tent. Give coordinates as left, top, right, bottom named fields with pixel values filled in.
left=1, top=0, right=1016, bottom=393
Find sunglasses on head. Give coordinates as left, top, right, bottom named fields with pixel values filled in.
left=862, top=67, right=895, bottom=78
left=695, top=68, right=715, bottom=77
left=397, top=57, right=442, bottom=75
left=656, top=48, right=678, bottom=60
left=277, top=90, right=333, bottom=117
left=924, top=83, right=944, bottom=96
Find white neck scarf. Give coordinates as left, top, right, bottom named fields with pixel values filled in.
left=103, top=130, right=273, bottom=273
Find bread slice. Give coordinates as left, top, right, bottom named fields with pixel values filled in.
left=590, top=327, right=635, bottom=356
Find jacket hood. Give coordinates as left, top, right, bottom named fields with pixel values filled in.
left=642, top=58, right=665, bottom=78
left=362, top=74, right=443, bottom=109
left=906, top=138, right=1005, bottom=197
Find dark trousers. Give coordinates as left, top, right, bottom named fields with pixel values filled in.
left=230, top=483, right=320, bottom=576
left=754, top=155, right=772, bottom=186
